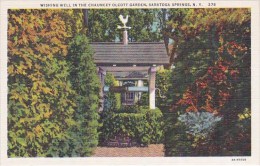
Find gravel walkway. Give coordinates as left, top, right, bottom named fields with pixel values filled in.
left=92, top=144, right=164, bottom=157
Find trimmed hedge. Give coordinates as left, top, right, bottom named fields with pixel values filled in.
left=99, top=106, right=164, bottom=146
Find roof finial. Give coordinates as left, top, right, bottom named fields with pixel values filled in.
left=117, top=15, right=131, bottom=29
left=117, top=15, right=131, bottom=45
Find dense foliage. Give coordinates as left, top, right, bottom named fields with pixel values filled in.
left=164, top=8, right=251, bottom=156
left=8, top=9, right=99, bottom=157
left=103, top=73, right=121, bottom=111
left=178, top=112, right=222, bottom=137
left=155, top=68, right=172, bottom=111
left=8, top=9, right=74, bottom=157
left=65, top=34, right=100, bottom=156
left=99, top=107, right=163, bottom=146
left=87, top=9, right=163, bottom=42
left=164, top=112, right=193, bottom=156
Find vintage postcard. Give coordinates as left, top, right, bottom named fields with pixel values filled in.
left=0, top=0, right=259, bottom=165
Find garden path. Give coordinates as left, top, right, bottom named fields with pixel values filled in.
left=92, top=144, right=164, bottom=157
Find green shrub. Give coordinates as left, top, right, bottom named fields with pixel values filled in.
left=164, top=111, right=250, bottom=156
left=178, top=111, right=222, bottom=137
left=209, top=108, right=251, bottom=156
left=64, top=34, right=100, bottom=156
left=155, top=69, right=172, bottom=111
left=164, top=112, right=193, bottom=156
left=104, top=73, right=121, bottom=111
left=138, top=93, right=149, bottom=106
left=99, top=107, right=164, bottom=146
left=117, top=105, right=139, bottom=113
left=165, top=122, right=193, bottom=156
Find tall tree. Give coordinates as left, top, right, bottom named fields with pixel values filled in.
left=66, top=34, right=100, bottom=156
left=164, top=8, right=251, bottom=156
left=168, top=8, right=251, bottom=117
left=8, top=9, right=78, bottom=157
left=87, top=9, right=163, bottom=42
left=7, top=9, right=101, bottom=157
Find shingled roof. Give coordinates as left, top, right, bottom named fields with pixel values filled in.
left=112, top=71, right=148, bottom=80
left=91, top=42, right=169, bottom=66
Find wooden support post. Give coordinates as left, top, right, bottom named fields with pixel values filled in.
left=136, top=80, right=143, bottom=102
left=149, top=67, right=156, bottom=109
left=123, top=30, right=128, bottom=45
left=97, top=67, right=106, bottom=111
